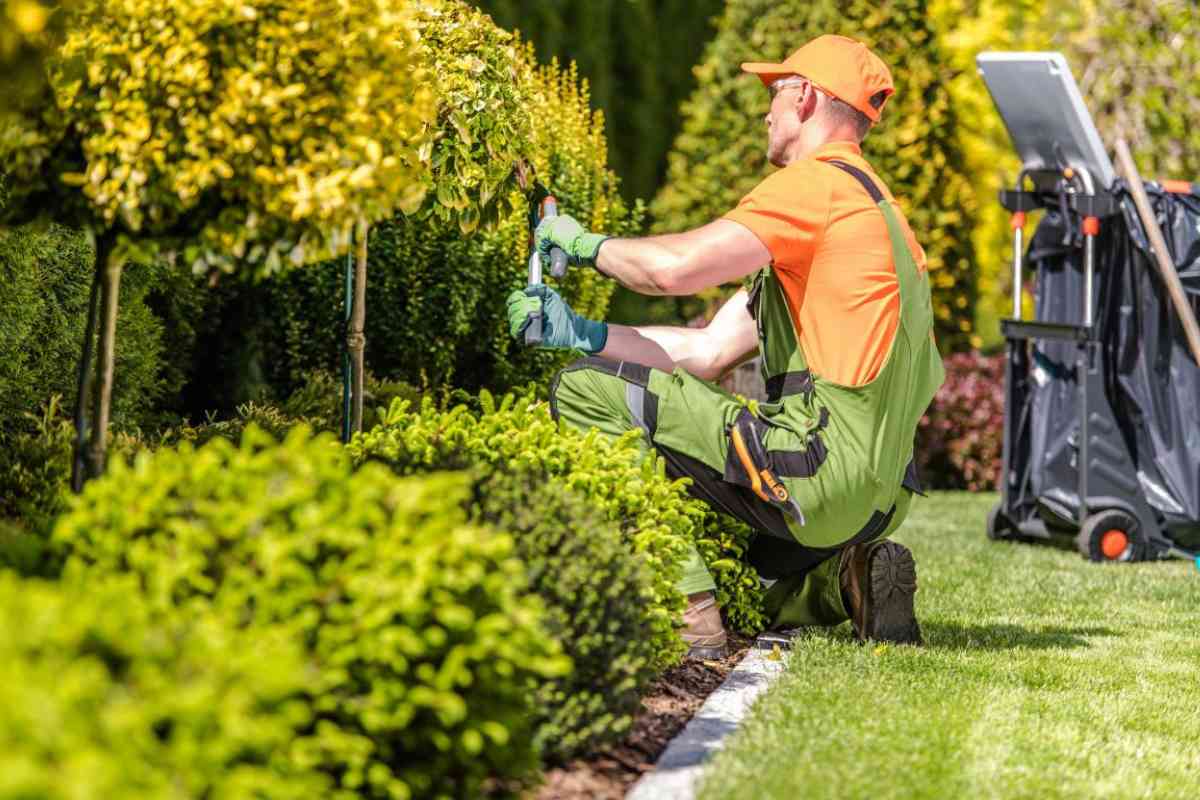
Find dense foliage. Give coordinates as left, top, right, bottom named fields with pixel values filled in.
left=55, top=428, right=565, bottom=799
left=1, top=0, right=433, bottom=271
left=471, top=468, right=661, bottom=760
left=0, top=224, right=182, bottom=429
left=350, top=391, right=769, bottom=654
left=0, top=573, right=327, bottom=799
left=226, top=52, right=639, bottom=400
left=916, top=351, right=1004, bottom=491
left=651, top=0, right=979, bottom=351
left=350, top=393, right=694, bottom=667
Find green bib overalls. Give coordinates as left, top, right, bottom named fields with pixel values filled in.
left=551, top=161, right=944, bottom=628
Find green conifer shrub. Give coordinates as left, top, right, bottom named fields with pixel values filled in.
left=651, top=0, right=979, bottom=351
left=0, top=573, right=327, bottom=799
left=0, top=396, right=73, bottom=574
left=54, top=427, right=565, bottom=799
left=0, top=223, right=177, bottom=431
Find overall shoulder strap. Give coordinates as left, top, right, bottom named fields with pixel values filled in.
left=825, top=160, right=931, bottom=353
left=826, top=159, right=884, bottom=203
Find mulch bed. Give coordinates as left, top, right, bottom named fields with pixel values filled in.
left=532, top=635, right=753, bottom=800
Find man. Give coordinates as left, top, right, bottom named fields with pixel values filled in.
left=507, top=35, right=945, bottom=657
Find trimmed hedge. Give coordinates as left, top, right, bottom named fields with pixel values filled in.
left=471, top=468, right=661, bottom=761
left=651, top=0, right=979, bottom=351
left=0, top=573, right=326, bottom=799
left=55, top=427, right=565, bottom=799
left=350, top=393, right=695, bottom=668
left=349, top=391, right=769, bottom=659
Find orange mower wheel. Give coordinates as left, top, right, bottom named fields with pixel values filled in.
left=1076, top=510, right=1144, bottom=563
left=1100, top=529, right=1130, bottom=560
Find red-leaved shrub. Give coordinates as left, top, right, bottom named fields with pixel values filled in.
left=916, top=352, right=1004, bottom=491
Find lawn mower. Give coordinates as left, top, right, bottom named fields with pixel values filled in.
left=978, top=52, right=1200, bottom=564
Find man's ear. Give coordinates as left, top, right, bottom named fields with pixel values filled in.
left=795, top=84, right=819, bottom=122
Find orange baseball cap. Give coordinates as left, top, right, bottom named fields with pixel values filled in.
left=741, top=35, right=894, bottom=123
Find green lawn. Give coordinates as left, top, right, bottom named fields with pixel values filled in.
left=699, top=492, right=1200, bottom=800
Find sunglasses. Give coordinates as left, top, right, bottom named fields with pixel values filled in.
left=768, top=76, right=815, bottom=102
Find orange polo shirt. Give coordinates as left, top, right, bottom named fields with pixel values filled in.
left=723, top=140, right=927, bottom=387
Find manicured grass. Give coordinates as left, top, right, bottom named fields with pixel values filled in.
left=699, top=492, right=1200, bottom=800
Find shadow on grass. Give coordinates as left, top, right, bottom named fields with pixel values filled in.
left=923, top=621, right=1119, bottom=651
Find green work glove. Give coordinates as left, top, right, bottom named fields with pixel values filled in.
left=506, top=284, right=609, bottom=353
left=535, top=213, right=610, bottom=267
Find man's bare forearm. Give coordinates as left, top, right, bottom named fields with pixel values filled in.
left=596, top=288, right=760, bottom=381
left=595, top=235, right=692, bottom=295
left=597, top=323, right=713, bottom=375
left=593, top=220, right=773, bottom=297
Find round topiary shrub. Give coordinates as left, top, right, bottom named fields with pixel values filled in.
left=650, top=0, right=979, bottom=351
left=54, top=426, right=566, bottom=799
left=221, top=3, right=641, bottom=400
left=0, top=573, right=326, bottom=799
left=418, top=463, right=663, bottom=761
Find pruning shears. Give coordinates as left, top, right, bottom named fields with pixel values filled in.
left=516, top=162, right=567, bottom=346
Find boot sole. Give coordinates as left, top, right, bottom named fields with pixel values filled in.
left=864, top=541, right=922, bottom=645
left=684, top=641, right=728, bottom=660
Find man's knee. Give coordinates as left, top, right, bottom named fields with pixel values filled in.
left=548, top=356, right=635, bottom=437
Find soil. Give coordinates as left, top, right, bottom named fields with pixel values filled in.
left=532, top=635, right=752, bottom=800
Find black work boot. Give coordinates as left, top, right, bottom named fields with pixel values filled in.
left=839, top=540, right=922, bottom=645
left=681, top=591, right=727, bottom=659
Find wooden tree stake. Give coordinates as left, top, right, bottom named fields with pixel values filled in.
left=86, top=237, right=121, bottom=479
left=348, top=218, right=369, bottom=435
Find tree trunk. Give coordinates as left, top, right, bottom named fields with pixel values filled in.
left=70, top=264, right=101, bottom=493
left=86, top=237, right=122, bottom=480
left=341, top=241, right=354, bottom=444
left=348, top=219, right=369, bottom=435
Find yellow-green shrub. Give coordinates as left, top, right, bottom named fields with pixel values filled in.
left=470, top=467, right=662, bottom=761
left=55, top=427, right=565, bottom=799
left=0, top=573, right=327, bottom=799
left=651, top=0, right=979, bottom=351
left=409, top=0, right=534, bottom=233
left=1, top=0, right=433, bottom=271
left=349, top=391, right=771, bottom=664
left=248, top=51, right=640, bottom=395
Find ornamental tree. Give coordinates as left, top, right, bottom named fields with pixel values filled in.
left=0, top=0, right=433, bottom=485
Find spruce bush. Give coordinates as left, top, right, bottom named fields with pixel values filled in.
left=651, top=0, right=979, bottom=351
left=55, top=427, right=565, bottom=799
left=0, top=224, right=180, bottom=430
left=0, top=573, right=326, bottom=799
